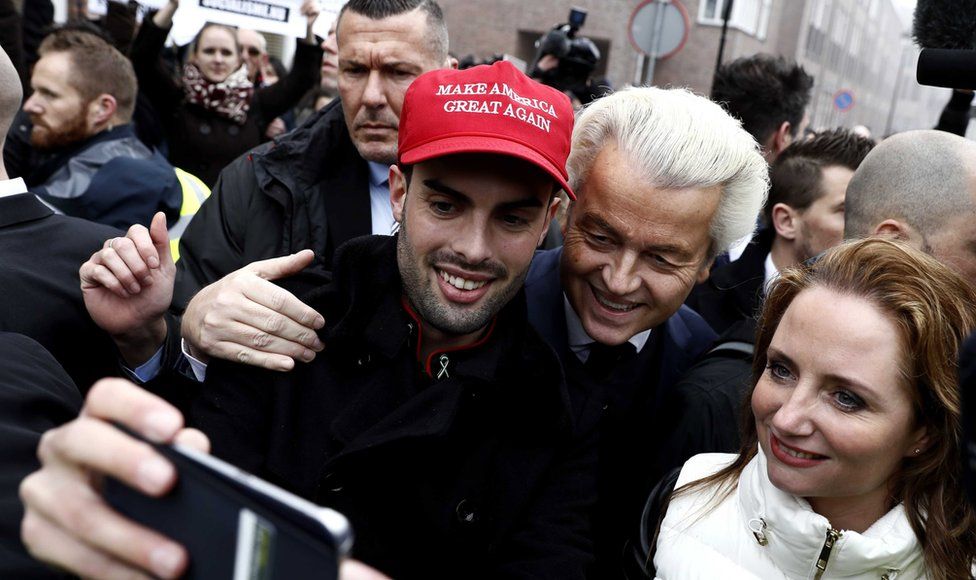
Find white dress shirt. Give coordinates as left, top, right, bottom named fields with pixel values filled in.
left=563, top=294, right=651, bottom=364
left=0, top=177, right=27, bottom=199
left=368, top=162, right=396, bottom=236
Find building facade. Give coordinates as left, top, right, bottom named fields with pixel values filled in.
left=437, top=0, right=952, bottom=135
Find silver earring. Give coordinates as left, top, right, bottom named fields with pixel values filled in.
left=913, top=448, right=921, bottom=455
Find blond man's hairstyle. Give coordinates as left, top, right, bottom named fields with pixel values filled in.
left=567, top=86, right=769, bottom=258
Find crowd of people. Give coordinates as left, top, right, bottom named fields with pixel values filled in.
left=0, top=0, right=975, bottom=578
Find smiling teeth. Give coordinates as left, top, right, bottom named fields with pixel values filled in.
left=595, top=293, right=637, bottom=312
left=440, top=270, right=487, bottom=291
left=782, top=446, right=821, bottom=460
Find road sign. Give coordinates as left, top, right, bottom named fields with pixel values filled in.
left=833, top=89, right=855, bottom=112
left=628, top=0, right=690, bottom=59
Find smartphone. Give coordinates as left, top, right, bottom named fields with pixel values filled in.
left=104, top=426, right=352, bottom=580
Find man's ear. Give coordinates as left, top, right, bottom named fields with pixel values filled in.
left=872, top=219, right=917, bottom=243
left=447, top=56, right=459, bottom=70
left=560, top=198, right=575, bottom=238
left=695, top=256, right=714, bottom=284
left=770, top=120, right=793, bottom=156
left=771, top=203, right=799, bottom=241
left=389, top=164, right=408, bottom=223
left=88, top=94, right=117, bottom=128
left=537, top=194, right=561, bottom=248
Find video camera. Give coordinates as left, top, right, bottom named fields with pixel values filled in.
left=530, top=8, right=604, bottom=104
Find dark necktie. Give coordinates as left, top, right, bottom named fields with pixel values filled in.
left=584, top=341, right=637, bottom=379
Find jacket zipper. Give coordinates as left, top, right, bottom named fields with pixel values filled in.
left=813, top=528, right=841, bottom=579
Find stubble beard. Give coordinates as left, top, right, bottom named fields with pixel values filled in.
left=396, top=209, right=527, bottom=336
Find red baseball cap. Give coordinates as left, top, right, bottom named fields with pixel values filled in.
left=398, top=60, right=576, bottom=199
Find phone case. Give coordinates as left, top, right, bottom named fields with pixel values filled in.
left=104, top=428, right=351, bottom=580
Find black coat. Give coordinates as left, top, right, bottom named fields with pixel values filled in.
left=685, top=229, right=772, bottom=334
left=524, top=248, right=717, bottom=579
left=190, top=236, right=598, bottom=579
left=130, top=16, right=322, bottom=186
left=0, top=333, right=80, bottom=578
left=172, top=100, right=371, bottom=310
left=0, top=192, right=120, bottom=392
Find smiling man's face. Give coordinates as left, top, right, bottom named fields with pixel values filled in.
left=392, top=154, right=558, bottom=341
left=561, top=142, right=718, bottom=345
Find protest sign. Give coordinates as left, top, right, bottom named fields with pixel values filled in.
left=177, top=0, right=308, bottom=38
left=86, top=0, right=167, bottom=17
left=311, top=0, right=345, bottom=38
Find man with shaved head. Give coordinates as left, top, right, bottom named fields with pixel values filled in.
left=844, top=129, right=976, bottom=285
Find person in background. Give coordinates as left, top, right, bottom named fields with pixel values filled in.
left=642, top=238, right=976, bottom=579
left=236, top=28, right=268, bottom=85
left=130, top=0, right=321, bottom=185
left=687, top=128, right=875, bottom=334
left=295, top=17, right=339, bottom=125
left=20, top=28, right=181, bottom=229
left=844, top=129, right=976, bottom=287
left=711, top=54, right=814, bottom=163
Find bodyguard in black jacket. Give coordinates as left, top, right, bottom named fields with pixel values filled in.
left=172, top=100, right=369, bottom=310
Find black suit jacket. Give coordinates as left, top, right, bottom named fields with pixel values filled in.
left=0, top=192, right=120, bottom=391
left=685, top=229, right=773, bottom=334
left=0, top=333, right=81, bottom=578
left=524, top=248, right=717, bottom=578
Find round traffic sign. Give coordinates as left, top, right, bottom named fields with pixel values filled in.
left=833, top=89, right=855, bottom=112
left=628, top=0, right=690, bottom=59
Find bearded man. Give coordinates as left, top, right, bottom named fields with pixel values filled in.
left=20, top=28, right=180, bottom=229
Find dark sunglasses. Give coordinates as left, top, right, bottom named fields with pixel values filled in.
left=244, top=46, right=262, bottom=57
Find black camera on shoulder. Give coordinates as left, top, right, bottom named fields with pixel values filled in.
left=529, top=8, right=608, bottom=106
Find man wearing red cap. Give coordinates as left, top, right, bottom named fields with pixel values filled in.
left=21, top=62, right=595, bottom=579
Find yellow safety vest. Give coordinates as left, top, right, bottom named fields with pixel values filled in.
left=168, top=168, right=211, bottom=262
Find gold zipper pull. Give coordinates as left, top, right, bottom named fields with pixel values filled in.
left=814, top=528, right=841, bottom=579
left=748, top=517, right=768, bottom=546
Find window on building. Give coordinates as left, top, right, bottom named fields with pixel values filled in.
left=698, top=0, right=773, bottom=38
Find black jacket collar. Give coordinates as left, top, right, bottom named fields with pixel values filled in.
left=0, top=193, right=53, bottom=228
left=296, top=234, right=574, bottom=431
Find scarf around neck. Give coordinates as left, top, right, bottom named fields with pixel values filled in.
left=182, top=62, right=254, bottom=125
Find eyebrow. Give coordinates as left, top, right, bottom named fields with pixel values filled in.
left=422, top=178, right=544, bottom=211
left=766, top=345, right=874, bottom=393
left=580, top=211, right=691, bottom=257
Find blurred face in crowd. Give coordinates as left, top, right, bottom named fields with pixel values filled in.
left=791, top=165, right=853, bottom=262
left=337, top=8, right=451, bottom=165
left=193, top=25, right=241, bottom=84
left=237, top=29, right=266, bottom=83
left=392, top=154, right=558, bottom=342
left=561, top=142, right=716, bottom=345
left=320, top=19, right=339, bottom=92
left=753, top=288, right=925, bottom=522
left=24, top=52, right=96, bottom=150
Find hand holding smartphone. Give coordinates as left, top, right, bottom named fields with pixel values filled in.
left=104, top=425, right=352, bottom=580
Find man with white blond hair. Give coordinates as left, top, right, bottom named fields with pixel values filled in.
left=523, top=86, right=769, bottom=576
